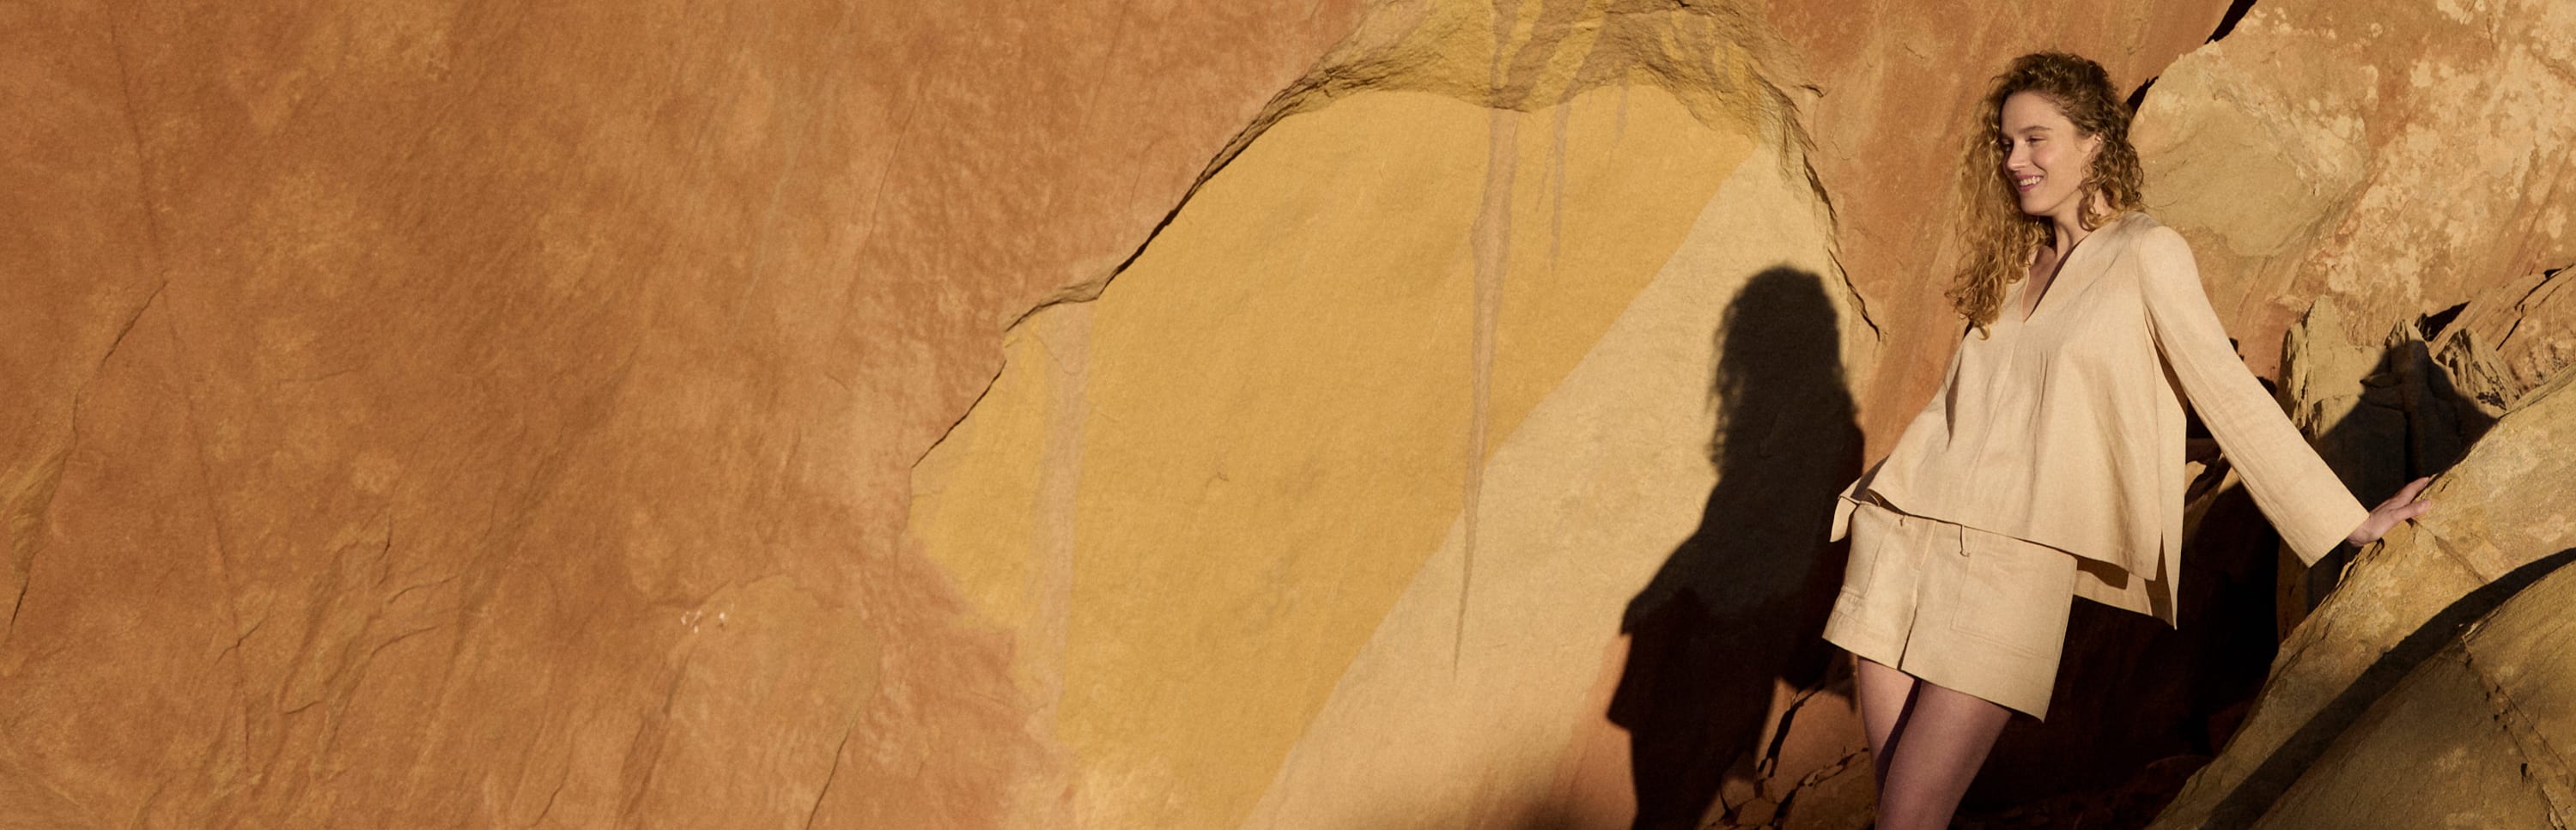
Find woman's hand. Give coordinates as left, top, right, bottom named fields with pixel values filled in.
left=2346, top=476, right=2435, bottom=546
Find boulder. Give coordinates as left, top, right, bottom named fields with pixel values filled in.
left=2239, top=559, right=2576, bottom=828
left=2150, top=365, right=2576, bottom=827
left=2135, top=0, right=2576, bottom=379
left=13, top=0, right=2574, bottom=825
left=2273, top=266, right=2576, bottom=630
left=2432, top=266, right=2576, bottom=422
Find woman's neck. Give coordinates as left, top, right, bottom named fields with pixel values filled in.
left=2048, top=191, right=2117, bottom=253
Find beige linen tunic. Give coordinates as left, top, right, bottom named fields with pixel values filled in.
left=1830, top=211, right=2368, bottom=627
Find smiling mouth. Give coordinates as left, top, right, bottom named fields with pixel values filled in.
left=2015, top=175, right=2042, bottom=193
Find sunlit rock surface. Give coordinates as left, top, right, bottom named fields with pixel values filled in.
left=2247, top=554, right=2576, bottom=828
left=2135, top=0, right=2576, bottom=379
left=2434, top=267, right=2576, bottom=422
left=9, top=0, right=2576, bottom=827
left=0, top=0, right=1369, bottom=826
left=2127, top=2, right=2576, bottom=823
left=910, top=3, right=1867, bottom=827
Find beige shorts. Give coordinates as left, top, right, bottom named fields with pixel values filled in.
left=1822, top=500, right=2079, bottom=719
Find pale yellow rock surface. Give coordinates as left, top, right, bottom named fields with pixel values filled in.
left=19, top=0, right=2576, bottom=825
left=1233, top=106, right=1845, bottom=830
left=908, top=3, right=1868, bottom=827
left=2272, top=265, right=2576, bottom=626
left=2128, top=4, right=2576, bottom=820
left=2248, top=654, right=2560, bottom=829
left=2453, top=553, right=2576, bottom=817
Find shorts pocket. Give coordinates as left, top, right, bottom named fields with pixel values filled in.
left=1947, top=531, right=2072, bottom=657
left=1837, top=503, right=1898, bottom=603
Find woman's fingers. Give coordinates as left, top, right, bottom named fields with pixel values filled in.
left=2402, top=495, right=2434, bottom=521
left=2399, top=476, right=2433, bottom=520
left=2378, top=476, right=2433, bottom=512
left=2348, top=478, right=2437, bottom=546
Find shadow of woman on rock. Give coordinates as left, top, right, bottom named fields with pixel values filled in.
left=1608, top=265, right=1863, bottom=829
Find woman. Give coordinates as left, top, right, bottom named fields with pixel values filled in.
left=1817, top=52, right=2434, bottom=830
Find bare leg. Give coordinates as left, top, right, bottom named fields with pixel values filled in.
left=1873, top=679, right=2013, bottom=830
left=1852, top=657, right=1917, bottom=789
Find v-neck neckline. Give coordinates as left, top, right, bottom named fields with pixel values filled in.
left=2014, top=215, right=2121, bottom=325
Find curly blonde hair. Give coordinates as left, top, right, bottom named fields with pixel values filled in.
left=1947, top=52, right=2144, bottom=337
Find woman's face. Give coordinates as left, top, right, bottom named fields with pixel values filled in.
left=1998, top=91, right=2104, bottom=225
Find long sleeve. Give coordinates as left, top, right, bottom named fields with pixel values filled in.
left=2136, top=226, right=2369, bottom=566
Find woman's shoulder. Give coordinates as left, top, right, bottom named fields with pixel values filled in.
left=2111, top=210, right=2190, bottom=257
left=2110, top=211, right=2208, bottom=290
left=2110, top=209, right=2165, bottom=240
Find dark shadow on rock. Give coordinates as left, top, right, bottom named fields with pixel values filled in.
left=1607, top=266, right=1862, bottom=829
left=2193, top=547, right=2576, bottom=829
left=2294, top=307, right=2495, bottom=608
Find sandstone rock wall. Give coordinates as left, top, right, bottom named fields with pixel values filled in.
left=2136, top=0, right=2576, bottom=378
left=909, top=3, right=1868, bottom=827
left=12, top=0, right=2576, bottom=827
left=1728, top=0, right=2576, bottom=825
left=0, top=0, right=1368, bottom=825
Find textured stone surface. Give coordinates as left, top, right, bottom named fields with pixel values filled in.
left=1775, top=755, right=1875, bottom=830
left=2114, top=2, right=2576, bottom=821
left=2149, top=368, right=2576, bottom=828
left=2135, top=0, right=2576, bottom=379
left=2273, top=265, right=2576, bottom=632
left=2150, top=255, right=2576, bottom=826
left=15, top=0, right=2576, bottom=827
left=2434, top=266, right=2576, bottom=421
left=2240, top=550, right=2576, bottom=827
left=0, top=0, right=1369, bottom=826
left=911, top=2, right=1866, bottom=825
left=2272, top=298, right=2451, bottom=631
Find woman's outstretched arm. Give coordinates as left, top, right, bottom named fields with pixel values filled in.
left=2135, top=225, right=2377, bottom=566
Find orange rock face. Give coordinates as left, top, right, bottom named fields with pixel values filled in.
left=2, top=0, right=1365, bottom=825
